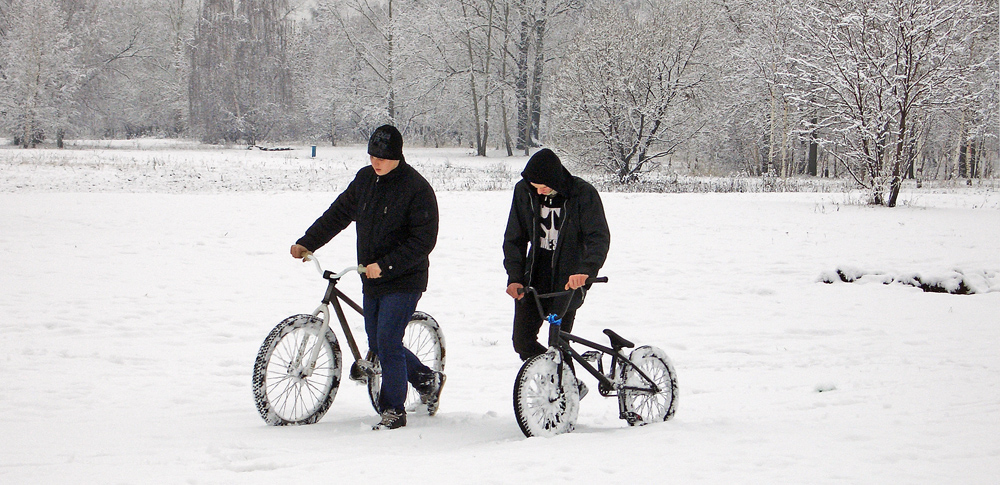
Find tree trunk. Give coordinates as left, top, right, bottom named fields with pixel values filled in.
left=780, top=100, right=789, bottom=177
left=387, top=0, right=396, bottom=122
left=887, top=106, right=910, bottom=208
left=499, top=2, right=514, bottom=156
left=807, top=117, right=818, bottom=176
left=767, top=76, right=776, bottom=175
left=482, top=2, right=493, bottom=156
left=515, top=0, right=529, bottom=153
left=528, top=0, right=546, bottom=148
left=952, top=111, right=966, bottom=180
left=461, top=2, right=484, bottom=156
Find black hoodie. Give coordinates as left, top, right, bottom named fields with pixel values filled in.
left=520, top=148, right=573, bottom=195
left=503, top=149, right=611, bottom=290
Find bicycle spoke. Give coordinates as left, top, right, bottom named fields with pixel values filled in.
left=620, top=346, right=677, bottom=425
left=514, top=353, right=578, bottom=437
left=253, top=315, right=342, bottom=425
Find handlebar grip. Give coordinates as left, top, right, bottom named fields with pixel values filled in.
left=515, top=276, right=607, bottom=295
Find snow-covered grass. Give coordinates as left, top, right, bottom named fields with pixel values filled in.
left=0, top=142, right=519, bottom=192
left=1, top=143, right=998, bottom=484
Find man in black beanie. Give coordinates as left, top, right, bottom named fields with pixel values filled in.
left=290, top=124, right=444, bottom=430
left=503, top=148, right=611, bottom=370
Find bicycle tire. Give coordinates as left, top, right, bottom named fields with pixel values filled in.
left=367, top=311, right=446, bottom=413
left=513, top=351, right=580, bottom=437
left=252, top=314, right=342, bottom=425
left=619, top=345, right=678, bottom=425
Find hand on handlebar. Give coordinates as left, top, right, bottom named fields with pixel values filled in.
left=506, top=282, right=524, bottom=300
left=290, top=244, right=310, bottom=261
left=565, top=274, right=590, bottom=290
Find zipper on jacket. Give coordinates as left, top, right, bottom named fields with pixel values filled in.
left=527, top=184, right=538, bottom=286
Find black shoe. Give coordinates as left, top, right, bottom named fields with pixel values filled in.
left=416, top=371, right=446, bottom=416
left=372, top=408, right=406, bottom=430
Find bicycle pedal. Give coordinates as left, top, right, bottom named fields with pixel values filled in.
left=349, top=359, right=376, bottom=383
left=622, top=411, right=644, bottom=426
left=581, top=351, right=602, bottom=363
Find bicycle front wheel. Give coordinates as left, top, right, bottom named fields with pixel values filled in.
left=252, top=314, right=342, bottom=425
left=367, top=311, right=446, bottom=413
left=619, top=345, right=677, bottom=425
left=513, top=351, right=580, bottom=437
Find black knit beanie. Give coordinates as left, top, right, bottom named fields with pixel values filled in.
left=521, top=148, right=572, bottom=195
left=368, top=124, right=404, bottom=160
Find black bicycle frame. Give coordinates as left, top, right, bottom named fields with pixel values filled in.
left=321, top=270, right=365, bottom=362
left=524, top=283, right=662, bottom=410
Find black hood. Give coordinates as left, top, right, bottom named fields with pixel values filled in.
left=521, top=148, right=573, bottom=196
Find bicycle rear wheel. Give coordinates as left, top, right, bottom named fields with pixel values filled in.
left=513, top=351, right=580, bottom=437
left=252, top=314, right=342, bottom=425
left=367, top=311, right=446, bottom=413
left=619, top=345, right=677, bottom=425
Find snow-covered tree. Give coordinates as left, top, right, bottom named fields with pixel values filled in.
left=327, top=0, right=409, bottom=131
left=0, top=0, right=81, bottom=147
left=712, top=0, right=804, bottom=177
left=790, top=0, right=993, bottom=206
left=407, top=0, right=502, bottom=155
left=63, top=0, right=193, bottom=139
left=509, top=0, right=580, bottom=152
left=550, top=1, right=714, bottom=183
left=189, top=0, right=293, bottom=144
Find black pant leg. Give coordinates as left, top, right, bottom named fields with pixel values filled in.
left=512, top=298, right=547, bottom=361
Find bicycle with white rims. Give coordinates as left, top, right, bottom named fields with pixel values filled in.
left=513, top=279, right=678, bottom=437
left=252, top=253, right=445, bottom=425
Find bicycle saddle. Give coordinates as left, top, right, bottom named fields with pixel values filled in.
left=603, top=329, right=634, bottom=349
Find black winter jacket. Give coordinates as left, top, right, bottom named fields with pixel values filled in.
left=503, top=177, right=611, bottom=290
left=297, top=160, right=439, bottom=296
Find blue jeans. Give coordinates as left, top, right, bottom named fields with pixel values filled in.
left=363, top=291, right=432, bottom=412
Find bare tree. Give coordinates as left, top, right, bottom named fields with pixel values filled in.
left=720, top=0, right=802, bottom=177
left=551, top=1, right=712, bottom=183
left=329, top=0, right=404, bottom=127
left=507, top=0, right=580, bottom=153
left=63, top=0, right=192, bottom=140
left=791, top=0, right=992, bottom=206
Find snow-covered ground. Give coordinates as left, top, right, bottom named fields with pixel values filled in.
left=1, top=143, right=998, bottom=484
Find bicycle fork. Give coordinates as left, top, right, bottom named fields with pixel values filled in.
left=545, top=315, right=570, bottom=396
left=285, top=304, right=334, bottom=379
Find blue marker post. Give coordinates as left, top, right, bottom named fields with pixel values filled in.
left=311, top=145, right=317, bottom=157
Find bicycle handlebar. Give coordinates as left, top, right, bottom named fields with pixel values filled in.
left=516, top=276, right=608, bottom=297
left=302, top=252, right=364, bottom=279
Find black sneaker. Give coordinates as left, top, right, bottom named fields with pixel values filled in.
left=372, top=408, right=406, bottom=430
left=416, top=371, right=446, bottom=416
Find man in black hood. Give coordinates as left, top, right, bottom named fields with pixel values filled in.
left=290, top=124, right=444, bottom=430
left=503, top=148, right=611, bottom=363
